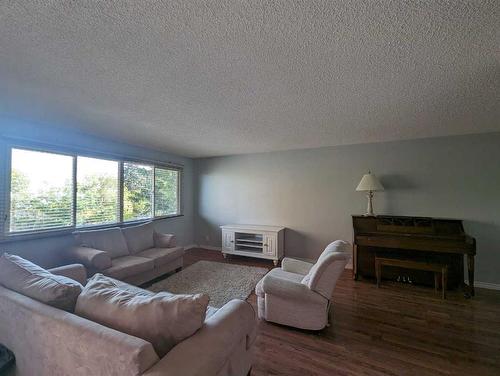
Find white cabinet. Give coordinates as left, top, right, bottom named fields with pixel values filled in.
left=220, top=224, right=285, bottom=266
left=263, top=234, right=276, bottom=256
left=222, top=230, right=235, bottom=252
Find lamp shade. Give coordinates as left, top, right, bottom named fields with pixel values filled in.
left=356, top=173, right=384, bottom=192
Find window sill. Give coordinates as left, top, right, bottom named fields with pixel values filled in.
left=0, top=214, right=184, bottom=244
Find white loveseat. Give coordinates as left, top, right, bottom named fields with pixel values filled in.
left=67, top=222, right=184, bottom=285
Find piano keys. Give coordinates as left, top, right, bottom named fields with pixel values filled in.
left=352, top=215, right=476, bottom=296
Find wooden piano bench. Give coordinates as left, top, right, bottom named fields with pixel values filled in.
left=375, top=257, right=448, bottom=299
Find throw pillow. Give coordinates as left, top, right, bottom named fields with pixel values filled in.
left=0, top=253, right=83, bottom=311
left=74, top=227, right=129, bottom=258
left=75, top=274, right=209, bottom=356
left=121, top=222, right=155, bottom=254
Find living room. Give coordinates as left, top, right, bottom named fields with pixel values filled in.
left=0, top=1, right=499, bottom=376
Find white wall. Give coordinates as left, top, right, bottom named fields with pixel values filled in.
left=194, top=133, right=500, bottom=285
left=0, top=118, right=195, bottom=268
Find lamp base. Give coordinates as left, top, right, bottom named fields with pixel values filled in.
left=365, top=191, right=375, bottom=216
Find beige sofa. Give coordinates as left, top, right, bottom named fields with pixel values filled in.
left=68, top=222, right=184, bottom=285
left=0, top=263, right=256, bottom=376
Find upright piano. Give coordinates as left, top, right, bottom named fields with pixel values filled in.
left=352, top=215, right=476, bottom=296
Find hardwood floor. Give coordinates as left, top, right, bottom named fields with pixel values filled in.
left=184, top=248, right=500, bottom=376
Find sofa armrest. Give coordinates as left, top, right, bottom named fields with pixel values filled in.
left=143, top=299, right=256, bottom=376
left=49, top=264, right=87, bottom=285
left=67, top=246, right=112, bottom=271
left=261, top=273, right=325, bottom=305
left=281, top=257, right=314, bottom=275
left=153, top=231, right=176, bottom=248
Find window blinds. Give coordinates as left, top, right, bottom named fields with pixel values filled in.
left=155, top=167, right=180, bottom=216
left=9, top=149, right=74, bottom=232
left=4, top=146, right=182, bottom=236
left=76, top=156, right=119, bottom=227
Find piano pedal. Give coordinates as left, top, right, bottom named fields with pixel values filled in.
left=397, top=275, right=413, bottom=284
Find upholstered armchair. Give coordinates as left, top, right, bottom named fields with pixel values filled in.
left=255, top=240, right=351, bottom=330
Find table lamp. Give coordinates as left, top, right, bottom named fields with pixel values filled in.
left=356, top=172, right=384, bottom=216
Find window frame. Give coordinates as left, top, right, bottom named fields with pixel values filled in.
left=122, top=161, right=155, bottom=223
left=153, top=166, right=182, bottom=218
left=76, top=155, right=121, bottom=228
left=1, top=141, right=183, bottom=241
left=6, top=145, right=76, bottom=235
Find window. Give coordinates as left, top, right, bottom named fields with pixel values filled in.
left=123, top=162, right=154, bottom=222
left=155, top=167, right=180, bottom=216
left=5, top=146, right=182, bottom=236
left=9, top=149, right=74, bottom=232
left=76, top=156, right=119, bottom=226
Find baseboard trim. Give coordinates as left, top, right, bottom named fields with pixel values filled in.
left=198, top=244, right=223, bottom=251
left=465, top=280, right=500, bottom=291
left=184, top=244, right=223, bottom=252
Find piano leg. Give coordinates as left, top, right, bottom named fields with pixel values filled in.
left=353, top=244, right=359, bottom=280
left=467, top=254, right=475, bottom=297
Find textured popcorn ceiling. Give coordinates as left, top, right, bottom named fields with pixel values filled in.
left=0, top=1, right=498, bottom=157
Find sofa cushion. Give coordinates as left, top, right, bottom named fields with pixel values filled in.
left=74, top=227, right=129, bottom=259
left=121, top=222, right=155, bottom=254
left=75, top=274, right=209, bottom=357
left=0, top=253, right=83, bottom=311
left=49, top=264, right=87, bottom=286
left=153, top=231, right=176, bottom=248
left=135, top=246, right=184, bottom=267
left=103, top=276, right=219, bottom=320
left=111, top=276, right=159, bottom=296
left=103, top=256, right=154, bottom=280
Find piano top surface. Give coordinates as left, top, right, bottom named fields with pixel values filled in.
left=356, top=231, right=467, bottom=240
left=351, top=214, right=465, bottom=222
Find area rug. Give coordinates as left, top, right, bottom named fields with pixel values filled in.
left=148, top=261, right=269, bottom=308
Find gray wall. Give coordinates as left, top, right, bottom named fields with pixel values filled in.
left=0, top=118, right=195, bottom=268
left=194, top=133, right=500, bottom=285
left=2, top=119, right=499, bottom=285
